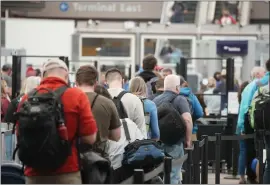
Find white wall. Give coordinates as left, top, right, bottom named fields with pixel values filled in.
left=5, top=18, right=75, bottom=68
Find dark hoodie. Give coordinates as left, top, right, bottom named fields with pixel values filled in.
left=138, top=70, right=157, bottom=83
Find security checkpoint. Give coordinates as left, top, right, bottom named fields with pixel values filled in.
left=1, top=21, right=269, bottom=184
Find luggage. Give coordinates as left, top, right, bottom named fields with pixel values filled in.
left=1, top=162, right=25, bottom=184
left=250, top=83, right=270, bottom=131
left=157, top=95, right=186, bottom=145
left=122, top=119, right=165, bottom=168
left=14, top=86, right=72, bottom=171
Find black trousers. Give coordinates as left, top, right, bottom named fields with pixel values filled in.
left=244, top=114, right=257, bottom=181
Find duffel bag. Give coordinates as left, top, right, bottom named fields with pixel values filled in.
left=121, top=119, right=165, bottom=168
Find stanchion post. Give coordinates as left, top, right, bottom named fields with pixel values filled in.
left=164, top=157, right=172, bottom=184
left=193, top=141, right=200, bottom=184
left=133, top=169, right=144, bottom=184
left=186, top=148, right=193, bottom=184
left=94, top=61, right=98, bottom=69
left=201, top=135, right=209, bottom=184
left=12, top=55, right=22, bottom=99
left=257, top=130, right=264, bottom=184
left=176, top=57, right=187, bottom=80
left=128, top=64, right=132, bottom=80
left=215, top=133, right=222, bottom=184
left=59, top=56, right=69, bottom=70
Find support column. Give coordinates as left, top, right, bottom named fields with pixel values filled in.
left=239, top=1, right=251, bottom=26
left=195, top=1, right=209, bottom=25
left=206, top=2, right=217, bottom=23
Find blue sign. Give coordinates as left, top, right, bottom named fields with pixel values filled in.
left=59, top=2, right=69, bottom=12
left=216, top=40, right=248, bottom=55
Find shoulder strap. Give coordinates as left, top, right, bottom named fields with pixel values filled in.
left=91, top=94, right=99, bottom=109
left=117, top=91, right=128, bottom=100
left=169, top=94, right=178, bottom=103
left=139, top=97, right=146, bottom=114
left=122, top=119, right=131, bottom=142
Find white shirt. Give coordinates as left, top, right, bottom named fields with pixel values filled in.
left=107, top=88, right=147, bottom=138
left=107, top=118, right=144, bottom=170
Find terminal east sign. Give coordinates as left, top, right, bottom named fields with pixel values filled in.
left=22, top=2, right=163, bottom=20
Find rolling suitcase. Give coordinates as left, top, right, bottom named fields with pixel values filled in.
left=1, top=162, right=25, bottom=184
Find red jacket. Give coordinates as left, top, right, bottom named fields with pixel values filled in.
left=219, top=15, right=237, bottom=25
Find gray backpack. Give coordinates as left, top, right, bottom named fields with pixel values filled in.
left=146, top=77, right=159, bottom=100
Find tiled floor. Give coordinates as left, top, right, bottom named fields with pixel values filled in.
left=208, top=173, right=240, bottom=184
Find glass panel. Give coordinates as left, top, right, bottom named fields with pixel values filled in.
left=143, top=38, right=192, bottom=64
left=81, top=37, right=131, bottom=57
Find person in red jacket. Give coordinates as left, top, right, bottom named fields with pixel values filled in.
left=1, top=80, right=10, bottom=122
left=216, top=9, right=237, bottom=25
left=18, top=59, right=98, bottom=184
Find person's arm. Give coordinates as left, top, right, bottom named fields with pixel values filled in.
left=236, top=85, right=256, bottom=134
left=182, top=112, right=193, bottom=147
left=108, top=101, right=122, bottom=142
left=176, top=96, right=193, bottom=148
left=149, top=102, right=160, bottom=140
left=78, top=93, right=98, bottom=144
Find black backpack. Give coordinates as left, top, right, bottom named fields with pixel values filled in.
left=157, top=95, right=186, bottom=145
left=253, top=88, right=270, bottom=131
left=112, top=91, right=128, bottom=119
left=14, top=86, right=73, bottom=171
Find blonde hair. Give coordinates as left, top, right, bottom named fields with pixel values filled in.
left=207, top=77, right=216, bottom=88
left=129, top=76, right=147, bottom=97
left=1, top=80, right=8, bottom=97
left=21, top=76, right=41, bottom=94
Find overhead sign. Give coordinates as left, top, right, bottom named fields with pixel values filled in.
left=18, top=2, right=163, bottom=20
left=216, top=40, right=248, bottom=55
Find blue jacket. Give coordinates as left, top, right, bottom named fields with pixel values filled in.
left=180, top=87, right=204, bottom=120
left=143, top=99, right=160, bottom=139
left=180, top=87, right=204, bottom=134
left=236, top=79, right=259, bottom=134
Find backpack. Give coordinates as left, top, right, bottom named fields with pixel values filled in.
left=139, top=97, right=151, bottom=134
left=146, top=77, right=159, bottom=100
left=249, top=87, right=270, bottom=131
left=112, top=91, right=129, bottom=119
left=112, top=92, right=165, bottom=168
left=157, top=95, right=186, bottom=145
left=14, top=86, right=73, bottom=171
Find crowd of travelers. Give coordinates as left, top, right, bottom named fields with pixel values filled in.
left=1, top=55, right=270, bottom=184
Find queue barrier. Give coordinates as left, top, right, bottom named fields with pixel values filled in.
left=205, top=130, right=266, bottom=184
left=2, top=126, right=267, bottom=184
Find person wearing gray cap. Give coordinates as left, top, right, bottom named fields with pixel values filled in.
left=1, top=64, right=12, bottom=94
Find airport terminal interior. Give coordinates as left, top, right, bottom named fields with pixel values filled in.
left=1, top=1, right=270, bottom=184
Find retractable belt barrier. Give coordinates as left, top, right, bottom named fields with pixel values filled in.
left=204, top=131, right=268, bottom=184
left=1, top=123, right=267, bottom=184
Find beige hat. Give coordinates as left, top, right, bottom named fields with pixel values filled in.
left=42, top=59, right=68, bottom=74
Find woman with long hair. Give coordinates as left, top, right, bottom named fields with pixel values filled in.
left=4, top=76, right=41, bottom=124
left=1, top=80, right=10, bottom=122
left=237, top=81, right=249, bottom=184
left=129, top=76, right=160, bottom=140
